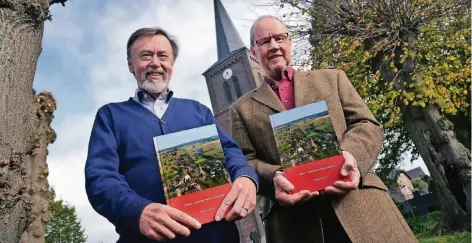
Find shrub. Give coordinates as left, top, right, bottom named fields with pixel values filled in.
left=406, top=211, right=441, bottom=234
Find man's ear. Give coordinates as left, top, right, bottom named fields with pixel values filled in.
left=127, top=59, right=134, bottom=74
left=250, top=46, right=256, bottom=56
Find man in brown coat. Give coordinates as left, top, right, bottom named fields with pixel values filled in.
left=229, top=16, right=417, bottom=243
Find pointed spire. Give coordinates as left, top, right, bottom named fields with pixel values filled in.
left=213, top=0, right=246, bottom=61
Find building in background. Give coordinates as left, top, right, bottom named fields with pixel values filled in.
left=389, top=167, right=430, bottom=202
left=203, top=0, right=266, bottom=132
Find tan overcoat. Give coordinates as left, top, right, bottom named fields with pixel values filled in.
left=229, top=69, right=417, bottom=243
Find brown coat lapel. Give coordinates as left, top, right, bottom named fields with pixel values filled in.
left=250, top=81, right=285, bottom=113
left=294, top=70, right=316, bottom=107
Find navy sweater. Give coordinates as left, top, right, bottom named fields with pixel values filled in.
left=84, top=97, right=259, bottom=243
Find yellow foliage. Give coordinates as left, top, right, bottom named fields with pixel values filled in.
left=307, top=6, right=469, bottom=127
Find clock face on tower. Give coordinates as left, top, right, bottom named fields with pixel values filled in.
left=223, top=68, right=233, bottom=80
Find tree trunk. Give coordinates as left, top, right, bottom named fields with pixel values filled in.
left=19, top=92, right=57, bottom=243
left=0, top=1, right=58, bottom=242
left=402, top=104, right=471, bottom=233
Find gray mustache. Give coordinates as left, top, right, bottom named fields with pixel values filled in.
left=144, top=67, right=166, bottom=77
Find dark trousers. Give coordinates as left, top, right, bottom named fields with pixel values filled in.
left=117, top=220, right=239, bottom=243
left=317, top=196, right=351, bottom=243
left=264, top=195, right=351, bottom=243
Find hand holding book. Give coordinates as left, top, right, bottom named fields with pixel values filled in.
left=273, top=171, right=318, bottom=206
left=325, top=151, right=360, bottom=195
left=214, top=176, right=257, bottom=222
left=139, top=203, right=201, bottom=241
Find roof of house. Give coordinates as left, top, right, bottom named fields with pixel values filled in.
left=405, top=167, right=426, bottom=179
left=388, top=166, right=427, bottom=180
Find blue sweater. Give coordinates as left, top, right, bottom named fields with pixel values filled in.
left=84, top=97, right=259, bottom=243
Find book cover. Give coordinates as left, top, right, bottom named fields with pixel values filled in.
left=269, top=100, right=350, bottom=194
left=153, top=124, right=232, bottom=225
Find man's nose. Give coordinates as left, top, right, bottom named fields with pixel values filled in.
left=149, top=55, right=161, bottom=68
left=268, top=38, right=280, bottom=51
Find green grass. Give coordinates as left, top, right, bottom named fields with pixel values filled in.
left=417, top=231, right=471, bottom=243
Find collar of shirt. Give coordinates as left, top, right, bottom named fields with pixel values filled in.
left=133, top=89, right=173, bottom=118
left=264, top=66, right=294, bottom=90
left=264, top=66, right=295, bottom=110
left=134, top=89, right=171, bottom=103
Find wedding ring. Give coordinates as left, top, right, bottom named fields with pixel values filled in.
left=242, top=207, right=249, bottom=212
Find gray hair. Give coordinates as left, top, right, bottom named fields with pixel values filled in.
left=126, top=27, right=179, bottom=62
left=249, top=15, right=286, bottom=46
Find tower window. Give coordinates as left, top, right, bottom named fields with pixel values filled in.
left=223, top=81, right=232, bottom=102
left=232, top=76, right=242, bottom=98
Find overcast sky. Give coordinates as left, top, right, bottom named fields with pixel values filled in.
left=33, top=0, right=429, bottom=242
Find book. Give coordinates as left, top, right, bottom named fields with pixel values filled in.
left=153, top=124, right=232, bottom=225
left=269, top=100, right=350, bottom=194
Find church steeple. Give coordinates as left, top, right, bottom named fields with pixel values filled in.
left=213, top=0, right=245, bottom=60
left=203, top=0, right=266, bottom=134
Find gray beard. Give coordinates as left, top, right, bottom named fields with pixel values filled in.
left=138, top=79, right=168, bottom=96
left=137, top=72, right=169, bottom=97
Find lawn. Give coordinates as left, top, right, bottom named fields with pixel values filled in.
left=417, top=231, right=471, bottom=243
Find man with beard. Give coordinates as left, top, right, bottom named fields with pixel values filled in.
left=85, top=27, right=259, bottom=243
left=229, top=16, right=417, bottom=243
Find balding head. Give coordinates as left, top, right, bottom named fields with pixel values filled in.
left=249, top=15, right=287, bottom=46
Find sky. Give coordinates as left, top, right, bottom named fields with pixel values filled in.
left=270, top=100, right=327, bottom=127
left=155, top=124, right=218, bottom=151
left=33, top=0, right=429, bottom=242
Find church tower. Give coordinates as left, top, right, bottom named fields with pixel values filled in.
left=203, top=1, right=266, bottom=242
left=203, top=0, right=266, bottom=132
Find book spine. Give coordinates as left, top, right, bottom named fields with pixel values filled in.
left=154, top=137, right=171, bottom=207
left=217, top=138, right=231, bottom=184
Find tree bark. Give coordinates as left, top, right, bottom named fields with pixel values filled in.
left=402, top=104, right=471, bottom=233
left=391, top=37, right=470, bottom=233
left=20, top=92, right=57, bottom=243
left=0, top=1, right=58, bottom=242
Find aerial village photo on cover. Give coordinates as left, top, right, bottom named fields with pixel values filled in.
left=270, top=100, right=342, bottom=168
left=153, top=124, right=231, bottom=224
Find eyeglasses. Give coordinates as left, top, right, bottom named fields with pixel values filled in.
left=254, top=32, right=289, bottom=47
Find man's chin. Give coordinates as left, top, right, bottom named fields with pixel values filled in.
left=267, top=64, right=287, bottom=75
left=139, top=81, right=169, bottom=95
left=146, top=77, right=165, bottom=84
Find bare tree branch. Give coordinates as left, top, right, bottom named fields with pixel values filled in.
left=258, top=0, right=469, bottom=69
left=49, top=0, right=67, bottom=7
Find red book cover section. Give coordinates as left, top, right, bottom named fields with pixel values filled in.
left=269, top=100, right=350, bottom=194
left=153, top=124, right=232, bottom=225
